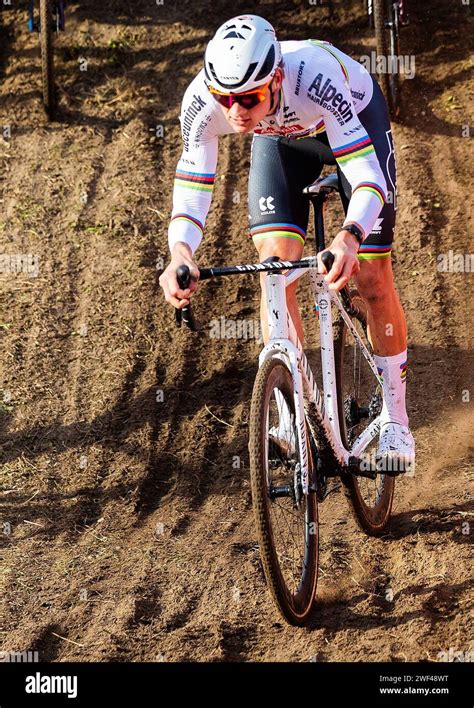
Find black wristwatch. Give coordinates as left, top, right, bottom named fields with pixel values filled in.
left=343, top=223, right=364, bottom=245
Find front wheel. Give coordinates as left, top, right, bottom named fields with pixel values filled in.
left=334, top=292, right=395, bottom=535
left=249, top=357, right=318, bottom=626
left=39, top=0, right=56, bottom=119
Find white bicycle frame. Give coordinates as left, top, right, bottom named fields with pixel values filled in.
left=258, top=258, right=383, bottom=495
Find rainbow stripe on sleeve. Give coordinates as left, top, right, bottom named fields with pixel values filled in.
left=297, top=119, right=326, bottom=139
left=174, top=169, right=215, bottom=192
left=170, top=213, right=204, bottom=235
left=352, top=181, right=386, bottom=206
left=333, top=136, right=375, bottom=164
left=307, top=40, right=349, bottom=83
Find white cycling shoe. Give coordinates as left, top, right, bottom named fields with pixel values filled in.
left=377, top=422, right=416, bottom=476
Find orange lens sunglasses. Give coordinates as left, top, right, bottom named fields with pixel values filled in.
left=208, top=78, right=272, bottom=109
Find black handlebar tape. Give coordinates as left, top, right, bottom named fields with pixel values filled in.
left=321, top=251, right=335, bottom=273
left=175, top=264, right=199, bottom=331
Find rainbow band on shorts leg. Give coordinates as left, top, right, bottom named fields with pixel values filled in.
left=400, top=361, right=407, bottom=382
left=251, top=223, right=306, bottom=245
left=357, top=243, right=392, bottom=260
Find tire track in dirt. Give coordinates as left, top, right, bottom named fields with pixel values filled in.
left=0, top=124, right=117, bottom=647
left=111, top=136, right=264, bottom=658
left=46, top=122, right=178, bottom=658
left=0, top=2, right=172, bottom=652
left=138, top=134, right=252, bottom=513
left=1, top=116, right=167, bottom=657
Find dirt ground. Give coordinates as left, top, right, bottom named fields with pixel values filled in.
left=0, top=0, right=472, bottom=662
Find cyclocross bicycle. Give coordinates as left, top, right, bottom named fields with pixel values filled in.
left=28, top=0, right=65, bottom=119
left=175, top=172, right=395, bottom=626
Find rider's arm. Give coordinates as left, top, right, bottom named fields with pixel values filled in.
left=168, top=142, right=218, bottom=255
left=315, top=64, right=388, bottom=240
left=168, top=76, right=221, bottom=256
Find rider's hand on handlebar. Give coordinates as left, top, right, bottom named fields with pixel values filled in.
left=318, top=230, right=361, bottom=291
left=159, top=242, right=199, bottom=309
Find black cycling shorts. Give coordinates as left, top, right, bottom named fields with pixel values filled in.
left=248, top=77, right=397, bottom=261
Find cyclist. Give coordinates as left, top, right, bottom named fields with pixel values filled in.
left=159, top=15, right=415, bottom=471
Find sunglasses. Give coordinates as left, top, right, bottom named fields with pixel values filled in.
left=208, top=79, right=272, bottom=109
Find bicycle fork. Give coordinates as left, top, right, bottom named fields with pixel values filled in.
left=258, top=273, right=310, bottom=496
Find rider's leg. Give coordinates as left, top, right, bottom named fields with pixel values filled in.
left=354, top=257, right=406, bottom=355
left=254, top=236, right=305, bottom=344
left=354, top=257, right=409, bottom=429
left=337, top=76, right=410, bottom=431
left=339, top=77, right=413, bottom=467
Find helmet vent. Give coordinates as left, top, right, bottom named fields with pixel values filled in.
left=254, top=45, right=275, bottom=81
left=224, top=31, right=245, bottom=39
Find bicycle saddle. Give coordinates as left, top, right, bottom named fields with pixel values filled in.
left=303, top=173, right=340, bottom=196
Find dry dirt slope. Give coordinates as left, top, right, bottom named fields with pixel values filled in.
left=0, top=0, right=472, bottom=662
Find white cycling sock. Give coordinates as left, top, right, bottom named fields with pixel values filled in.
left=373, top=349, right=409, bottom=427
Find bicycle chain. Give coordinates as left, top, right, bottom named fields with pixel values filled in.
left=305, top=401, right=343, bottom=476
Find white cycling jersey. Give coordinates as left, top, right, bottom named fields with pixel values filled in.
left=168, top=39, right=388, bottom=254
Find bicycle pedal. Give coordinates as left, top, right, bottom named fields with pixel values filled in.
left=375, top=453, right=414, bottom=477
left=347, top=456, right=377, bottom=480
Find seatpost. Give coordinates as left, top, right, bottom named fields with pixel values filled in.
left=310, top=193, right=329, bottom=255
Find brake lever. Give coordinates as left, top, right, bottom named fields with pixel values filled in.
left=175, top=264, right=199, bottom=331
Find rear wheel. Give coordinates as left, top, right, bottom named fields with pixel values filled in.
left=40, top=0, right=56, bottom=119
left=374, top=0, right=400, bottom=119
left=334, top=292, right=395, bottom=535
left=249, top=357, right=318, bottom=626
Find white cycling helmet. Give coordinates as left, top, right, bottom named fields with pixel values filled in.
left=204, top=15, right=281, bottom=93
